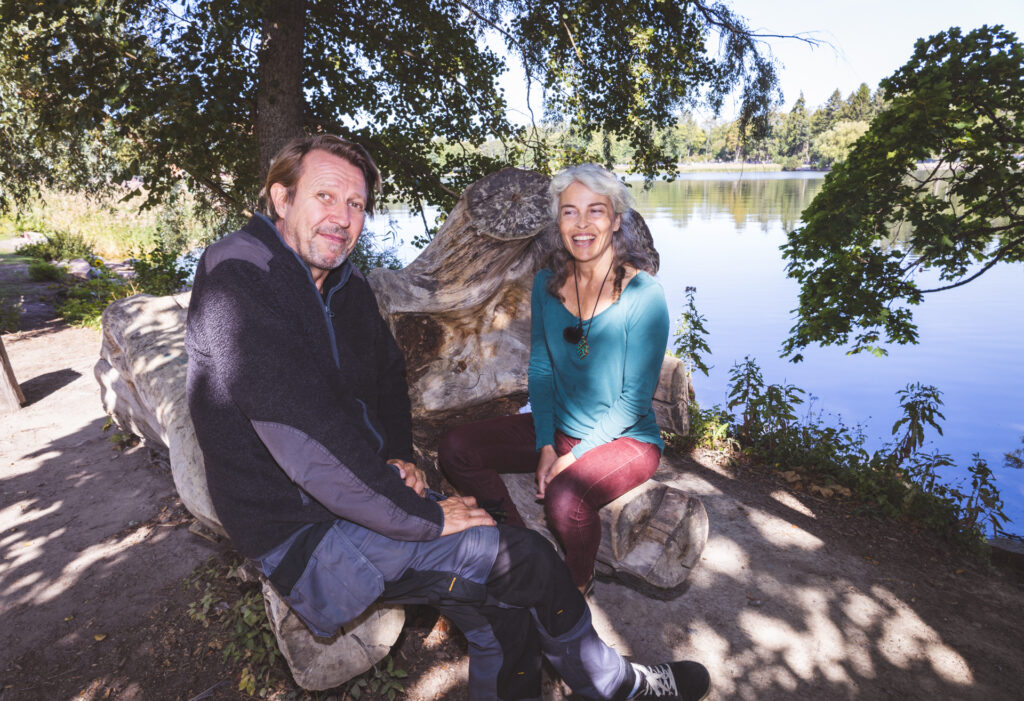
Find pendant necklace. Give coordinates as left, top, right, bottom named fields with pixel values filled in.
left=562, top=260, right=612, bottom=359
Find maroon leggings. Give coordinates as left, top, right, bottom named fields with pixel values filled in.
left=438, top=413, right=660, bottom=587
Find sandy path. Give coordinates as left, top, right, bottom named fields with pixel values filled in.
left=0, top=324, right=218, bottom=668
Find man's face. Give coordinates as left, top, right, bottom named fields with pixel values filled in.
left=270, top=149, right=367, bottom=283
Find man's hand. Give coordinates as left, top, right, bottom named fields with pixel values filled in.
left=439, top=495, right=496, bottom=536
left=388, top=459, right=427, bottom=497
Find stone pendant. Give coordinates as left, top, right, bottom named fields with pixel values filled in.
left=576, top=337, right=589, bottom=359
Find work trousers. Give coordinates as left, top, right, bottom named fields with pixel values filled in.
left=439, top=413, right=660, bottom=588
left=261, top=520, right=635, bottom=701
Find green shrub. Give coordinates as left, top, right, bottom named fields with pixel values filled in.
left=719, top=358, right=1009, bottom=546
left=15, top=229, right=95, bottom=261
left=349, top=233, right=404, bottom=274
left=132, top=243, right=189, bottom=295
left=55, top=269, right=131, bottom=328
left=27, top=260, right=64, bottom=282
left=0, top=294, right=20, bottom=333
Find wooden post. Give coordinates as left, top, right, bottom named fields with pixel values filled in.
left=1, top=336, right=26, bottom=412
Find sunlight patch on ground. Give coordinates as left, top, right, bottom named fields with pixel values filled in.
left=2, top=570, right=43, bottom=598
left=768, top=489, right=816, bottom=518
left=0, top=498, right=62, bottom=533
left=745, top=507, right=824, bottom=550
left=871, top=585, right=973, bottom=685
left=587, top=598, right=633, bottom=655
left=738, top=607, right=857, bottom=690
left=699, top=536, right=750, bottom=579
left=400, top=656, right=467, bottom=701
left=30, top=525, right=156, bottom=605
left=1, top=456, right=41, bottom=479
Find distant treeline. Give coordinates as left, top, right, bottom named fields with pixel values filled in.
left=463, top=84, right=885, bottom=171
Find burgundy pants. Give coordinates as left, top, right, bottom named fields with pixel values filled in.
left=438, top=413, right=660, bottom=588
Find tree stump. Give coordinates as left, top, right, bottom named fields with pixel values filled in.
left=1, top=336, right=26, bottom=413
left=500, top=472, right=708, bottom=597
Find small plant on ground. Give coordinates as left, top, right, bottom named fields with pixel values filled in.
left=185, top=556, right=285, bottom=697
left=101, top=417, right=139, bottom=450
left=346, top=655, right=408, bottom=700
left=718, top=358, right=1009, bottom=547
left=0, top=293, right=21, bottom=333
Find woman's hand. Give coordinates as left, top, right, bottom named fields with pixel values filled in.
left=536, top=446, right=577, bottom=499
left=535, top=445, right=558, bottom=499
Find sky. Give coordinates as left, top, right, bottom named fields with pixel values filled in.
left=497, top=0, right=1024, bottom=121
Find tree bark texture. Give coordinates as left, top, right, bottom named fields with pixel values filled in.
left=1, top=336, right=25, bottom=413
left=256, top=1, right=306, bottom=186
left=368, top=167, right=676, bottom=447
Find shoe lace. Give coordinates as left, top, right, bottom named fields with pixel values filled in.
left=635, top=663, right=678, bottom=697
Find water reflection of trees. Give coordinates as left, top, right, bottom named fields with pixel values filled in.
left=635, top=177, right=826, bottom=232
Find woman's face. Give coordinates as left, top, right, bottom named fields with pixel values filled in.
left=557, top=181, right=621, bottom=267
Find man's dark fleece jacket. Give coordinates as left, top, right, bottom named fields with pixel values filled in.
left=185, top=213, right=443, bottom=560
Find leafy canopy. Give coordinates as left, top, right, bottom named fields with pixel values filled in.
left=0, top=0, right=785, bottom=216
left=781, top=25, right=1024, bottom=361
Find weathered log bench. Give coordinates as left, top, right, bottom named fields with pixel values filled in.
left=94, top=167, right=708, bottom=689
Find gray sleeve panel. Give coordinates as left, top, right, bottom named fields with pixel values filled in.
left=252, top=419, right=443, bottom=542
left=204, top=231, right=273, bottom=274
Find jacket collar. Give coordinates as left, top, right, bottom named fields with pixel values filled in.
left=247, top=212, right=355, bottom=295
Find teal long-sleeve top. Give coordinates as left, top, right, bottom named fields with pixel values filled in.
left=528, top=268, right=670, bottom=458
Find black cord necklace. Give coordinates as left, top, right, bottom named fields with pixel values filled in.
left=562, top=260, right=612, bottom=359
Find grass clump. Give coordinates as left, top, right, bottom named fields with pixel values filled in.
left=16, top=229, right=95, bottom=262
left=27, top=259, right=64, bottom=282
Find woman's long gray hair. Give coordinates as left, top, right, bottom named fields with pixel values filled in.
left=544, top=164, right=658, bottom=302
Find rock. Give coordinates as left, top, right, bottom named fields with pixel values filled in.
left=500, top=472, right=709, bottom=597
left=65, top=258, right=94, bottom=280
left=261, top=584, right=405, bottom=691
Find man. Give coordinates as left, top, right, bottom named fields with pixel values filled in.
left=185, top=134, right=710, bottom=701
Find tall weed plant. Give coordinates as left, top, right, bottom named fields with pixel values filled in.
left=3, top=183, right=232, bottom=259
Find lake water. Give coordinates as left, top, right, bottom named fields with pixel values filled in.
left=370, top=173, right=1024, bottom=536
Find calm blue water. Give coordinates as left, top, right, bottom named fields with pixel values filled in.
left=370, top=172, right=1024, bottom=536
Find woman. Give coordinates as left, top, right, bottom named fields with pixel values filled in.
left=439, top=163, right=669, bottom=593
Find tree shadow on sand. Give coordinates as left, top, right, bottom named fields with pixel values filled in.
left=550, top=453, right=1024, bottom=701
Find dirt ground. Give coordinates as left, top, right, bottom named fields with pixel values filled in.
left=2, top=241, right=1024, bottom=700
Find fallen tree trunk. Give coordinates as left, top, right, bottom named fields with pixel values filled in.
left=95, top=167, right=701, bottom=688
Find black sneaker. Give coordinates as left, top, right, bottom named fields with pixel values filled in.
left=630, top=661, right=710, bottom=700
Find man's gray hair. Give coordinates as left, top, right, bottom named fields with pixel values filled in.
left=548, top=163, right=635, bottom=219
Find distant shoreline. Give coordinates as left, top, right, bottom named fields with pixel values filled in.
left=615, top=162, right=830, bottom=175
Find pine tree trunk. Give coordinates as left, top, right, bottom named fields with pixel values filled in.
left=256, top=1, right=306, bottom=187
left=1, top=336, right=25, bottom=413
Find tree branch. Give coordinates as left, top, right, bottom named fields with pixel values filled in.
left=919, top=231, right=1024, bottom=293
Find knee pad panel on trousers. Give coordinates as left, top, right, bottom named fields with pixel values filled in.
left=487, top=526, right=585, bottom=636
